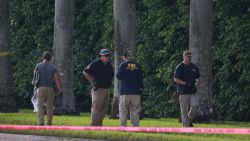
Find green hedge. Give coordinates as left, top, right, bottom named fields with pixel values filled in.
left=10, top=0, right=250, bottom=121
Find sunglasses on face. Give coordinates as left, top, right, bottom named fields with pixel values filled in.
left=104, top=54, right=110, bottom=57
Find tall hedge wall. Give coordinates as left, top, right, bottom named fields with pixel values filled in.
left=10, top=0, right=250, bottom=121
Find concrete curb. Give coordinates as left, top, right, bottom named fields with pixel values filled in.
left=0, top=133, right=106, bottom=141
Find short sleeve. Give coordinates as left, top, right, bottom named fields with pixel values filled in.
left=116, top=63, right=125, bottom=80
left=174, top=65, right=182, bottom=79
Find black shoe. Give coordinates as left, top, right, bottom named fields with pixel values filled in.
left=189, top=122, right=194, bottom=127
left=38, top=123, right=44, bottom=126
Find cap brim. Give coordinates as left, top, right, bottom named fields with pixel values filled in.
left=99, top=53, right=110, bottom=56
left=183, top=54, right=191, bottom=57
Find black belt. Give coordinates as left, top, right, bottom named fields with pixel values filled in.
left=94, top=87, right=110, bottom=91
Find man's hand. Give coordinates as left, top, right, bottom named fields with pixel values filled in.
left=185, top=82, right=194, bottom=87
left=195, top=80, right=199, bottom=87
left=83, top=71, right=94, bottom=81
left=58, top=89, right=63, bottom=97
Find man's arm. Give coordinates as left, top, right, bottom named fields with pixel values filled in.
left=174, top=78, right=186, bottom=86
left=116, top=64, right=124, bottom=80
left=173, top=64, right=189, bottom=86
left=32, top=65, right=39, bottom=87
left=195, top=65, right=200, bottom=87
left=54, top=72, right=62, bottom=90
left=83, top=71, right=93, bottom=81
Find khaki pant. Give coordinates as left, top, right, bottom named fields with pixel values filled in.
left=119, top=95, right=141, bottom=127
left=179, top=94, right=199, bottom=127
left=37, top=87, right=55, bottom=125
left=91, top=88, right=110, bottom=126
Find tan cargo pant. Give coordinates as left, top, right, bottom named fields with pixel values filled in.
left=119, top=95, right=141, bottom=127
left=179, top=94, right=199, bottom=127
left=37, top=87, right=55, bottom=125
left=91, top=88, right=110, bottom=126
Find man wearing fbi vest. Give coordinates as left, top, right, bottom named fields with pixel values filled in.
left=116, top=50, right=143, bottom=127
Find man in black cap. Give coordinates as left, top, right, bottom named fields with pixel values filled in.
left=83, top=48, right=114, bottom=126
left=174, top=51, right=200, bottom=127
left=32, top=51, right=62, bottom=126
left=116, top=50, right=143, bottom=127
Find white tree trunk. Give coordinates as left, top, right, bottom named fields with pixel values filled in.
left=110, top=0, right=136, bottom=118
left=189, top=0, right=213, bottom=118
left=53, top=0, right=76, bottom=114
left=0, top=0, right=18, bottom=112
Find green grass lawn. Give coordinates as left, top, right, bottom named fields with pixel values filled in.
left=0, top=109, right=250, bottom=141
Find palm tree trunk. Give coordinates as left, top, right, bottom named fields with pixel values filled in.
left=110, top=0, right=136, bottom=118
left=189, top=0, right=213, bottom=120
left=53, top=0, right=77, bottom=115
left=0, top=0, right=18, bottom=112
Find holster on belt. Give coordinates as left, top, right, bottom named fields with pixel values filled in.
left=93, top=86, right=99, bottom=91
left=172, top=92, right=180, bottom=103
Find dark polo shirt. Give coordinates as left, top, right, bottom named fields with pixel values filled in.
left=84, top=59, right=114, bottom=89
left=174, top=62, right=200, bottom=94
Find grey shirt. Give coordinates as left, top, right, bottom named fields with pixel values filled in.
left=34, top=62, right=58, bottom=88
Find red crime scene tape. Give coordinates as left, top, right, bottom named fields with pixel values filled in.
left=0, top=125, right=250, bottom=134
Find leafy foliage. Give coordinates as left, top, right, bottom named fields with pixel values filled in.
left=136, top=0, right=189, bottom=118
left=11, top=0, right=54, bottom=107
left=212, top=0, right=250, bottom=121
left=9, top=0, right=250, bottom=121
